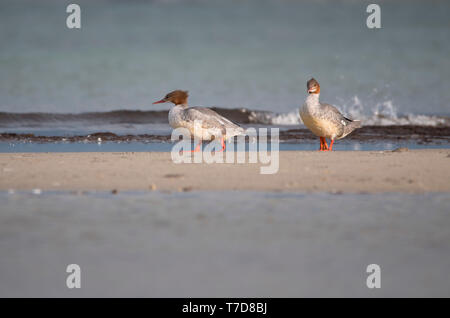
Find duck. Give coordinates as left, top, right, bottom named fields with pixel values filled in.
left=299, top=78, right=361, bottom=151
left=153, top=90, right=244, bottom=151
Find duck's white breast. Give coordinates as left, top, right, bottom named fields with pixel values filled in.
left=300, top=106, right=339, bottom=139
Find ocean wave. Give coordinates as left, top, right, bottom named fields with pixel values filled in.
left=249, top=109, right=449, bottom=127
left=249, top=97, right=449, bottom=127
left=0, top=103, right=448, bottom=128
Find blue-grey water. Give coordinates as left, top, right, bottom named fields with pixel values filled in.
left=0, top=191, right=449, bottom=297
left=1, top=0, right=449, bottom=120
left=0, top=140, right=446, bottom=153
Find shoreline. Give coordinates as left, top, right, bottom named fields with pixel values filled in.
left=1, top=125, right=450, bottom=144
left=1, top=149, right=449, bottom=193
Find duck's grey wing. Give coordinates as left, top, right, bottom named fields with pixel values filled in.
left=184, top=107, right=243, bottom=131
left=319, top=103, right=345, bottom=123
left=320, top=103, right=362, bottom=138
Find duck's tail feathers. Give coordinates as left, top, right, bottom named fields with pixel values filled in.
left=341, top=120, right=362, bottom=138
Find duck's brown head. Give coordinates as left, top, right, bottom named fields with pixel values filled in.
left=307, top=78, right=320, bottom=94
left=153, top=90, right=189, bottom=105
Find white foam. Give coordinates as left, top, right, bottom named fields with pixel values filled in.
left=343, top=97, right=448, bottom=126
left=250, top=97, right=448, bottom=127
left=267, top=111, right=301, bottom=125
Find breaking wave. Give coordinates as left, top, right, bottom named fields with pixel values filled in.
left=0, top=99, right=448, bottom=129
left=248, top=97, right=449, bottom=127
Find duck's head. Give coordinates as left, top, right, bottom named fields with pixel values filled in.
left=307, top=78, right=320, bottom=94
left=153, top=90, right=189, bottom=105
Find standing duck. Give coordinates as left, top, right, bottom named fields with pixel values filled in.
left=299, top=78, right=361, bottom=151
left=153, top=90, right=244, bottom=151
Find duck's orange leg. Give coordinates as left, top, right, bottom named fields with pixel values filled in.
left=193, top=141, right=203, bottom=152
left=322, top=137, right=329, bottom=150
left=319, top=137, right=329, bottom=151
left=181, top=141, right=202, bottom=153
left=216, top=137, right=225, bottom=152
left=327, top=140, right=334, bottom=151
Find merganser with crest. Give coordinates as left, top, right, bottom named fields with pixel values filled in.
left=299, top=78, right=361, bottom=151
left=153, top=90, right=244, bottom=151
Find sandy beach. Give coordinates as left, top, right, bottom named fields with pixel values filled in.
left=1, top=149, right=449, bottom=193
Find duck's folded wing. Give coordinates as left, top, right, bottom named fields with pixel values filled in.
left=320, top=103, right=357, bottom=126
left=319, top=103, right=343, bottom=121
left=320, top=103, right=362, bottom=137
left=183, top=107, right=242, bottom=130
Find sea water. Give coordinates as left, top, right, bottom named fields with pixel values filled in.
left=0, top=0, right=449, bottom=118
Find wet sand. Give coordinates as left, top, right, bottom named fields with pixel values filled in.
left=1, top=149, right=449, bottom=193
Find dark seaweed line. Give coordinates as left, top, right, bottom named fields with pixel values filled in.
left=1, top=126, right=449, bottom=144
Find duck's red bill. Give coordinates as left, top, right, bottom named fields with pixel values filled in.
left=152, top=99, right=166, bottom=104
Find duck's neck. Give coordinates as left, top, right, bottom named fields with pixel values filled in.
left=174, top=103, right=188, bottom=109
left=305, top=93, right=320, bottom=107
